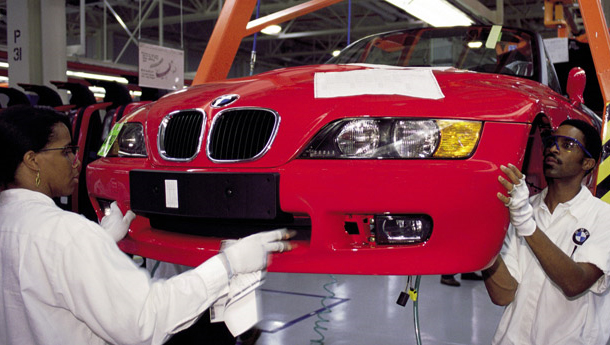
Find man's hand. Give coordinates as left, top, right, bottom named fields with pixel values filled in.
left=497, top=164, right=536, bottom=237
left=99, top=202, right=136, bottom=242
left=220, top=229, right=295, bottom=278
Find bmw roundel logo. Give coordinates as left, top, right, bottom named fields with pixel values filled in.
left=572, top=228, right=590, bottom=245
left=211, top=94, right=239, bottom=108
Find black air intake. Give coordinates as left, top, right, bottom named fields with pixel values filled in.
left=158, top=109, right=205, bottom=160
left=208, top=108, right=279, bottom=161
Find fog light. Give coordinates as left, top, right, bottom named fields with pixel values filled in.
left=97, top=198, right=114, bottom=217
left=374, top=214, right=432, bottom=244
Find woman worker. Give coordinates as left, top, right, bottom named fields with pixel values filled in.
left=0, top=105, right=292, bottom=345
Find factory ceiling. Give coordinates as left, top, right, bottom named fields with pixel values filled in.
left=0, top=0, right=595, bottom=76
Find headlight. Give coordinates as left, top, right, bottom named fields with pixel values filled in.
left=393, top=120, right=439, bottom=158
left=299, top=118, right=481, bottom=159
left=98, top=122, right=148, bottom=158
left=118, top=123, right=147, bottom=157
left=336, top=119, right=380, bottom=157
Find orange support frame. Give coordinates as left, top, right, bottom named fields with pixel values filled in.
left=579, top=0, right=610, bottom=202
left=579, top=0, right=610, bottom=113
left=192, top=0, right=343, bottom=85
left=244, top=0, right=344, bottom=37
left=544, top=0, right=578, bottom=37
left=192, top=0, right=258, bottom=85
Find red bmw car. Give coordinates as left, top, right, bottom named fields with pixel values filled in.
left=87, top=25, right=601, bottom=275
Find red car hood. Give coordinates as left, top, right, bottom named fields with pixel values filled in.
left=140, top=64, right=565, bottom=168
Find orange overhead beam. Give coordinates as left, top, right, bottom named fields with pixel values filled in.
left=544, top=1, right=567, bottom=33
left=544, top=0, right=579, bottom=37
left=192, top=0, right=258, bottom=85
left=244, top=0, right=344, bottom=37
left=193, top=0, right=344, bottom=85
left=579, top=0, right=610, bottom=111
left=580, top=0, right=610, bottom=202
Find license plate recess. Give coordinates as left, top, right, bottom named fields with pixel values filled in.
left=130, top=170, right=279, bottom=219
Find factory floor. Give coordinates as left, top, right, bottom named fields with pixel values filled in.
left=252, top=273, right=504, bottom=345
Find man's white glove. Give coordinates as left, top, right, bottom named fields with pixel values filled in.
left=220, top=229, right=292, bottom=278
left=99, top=201, right=136, bottom=242
left=506, top=175, right=536, bottom=237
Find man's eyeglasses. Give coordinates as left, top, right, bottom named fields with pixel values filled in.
left=542, top=135, right=592, bottom=158
left=39, top=145, right=80, bottom=165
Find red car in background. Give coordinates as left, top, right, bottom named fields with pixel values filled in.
left=87, top=25, right=601, bottom=275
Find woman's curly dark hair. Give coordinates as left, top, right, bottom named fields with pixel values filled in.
left=0, top=105, right=71, bottom=187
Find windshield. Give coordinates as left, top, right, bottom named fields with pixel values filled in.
left=328, top=26, right=536, bottom=79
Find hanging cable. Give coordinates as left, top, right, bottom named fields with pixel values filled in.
left=250, top=0, right=261, bottom=76
left=150, top=259, right=161, bottom=277
left=310, top=274, right=337, bottom=344
left=138, top=0, right=141, bottom=41
left=347, top=0, right=352, bottom=46
left=397, top=275, right=423, bottom=345
left=412, top=275, right=422, bottom=345
left=180, top=0, right=184, bottom=49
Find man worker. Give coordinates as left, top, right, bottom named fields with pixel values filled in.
left=483, top=119, right=610, bottom=344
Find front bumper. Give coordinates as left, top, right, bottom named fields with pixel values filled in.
left=87, top=122, right=528, bottom=275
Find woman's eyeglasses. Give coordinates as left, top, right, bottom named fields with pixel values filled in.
left=542, top=135, right=592, bottom=158
left=38, top=145, right=80, bottom=165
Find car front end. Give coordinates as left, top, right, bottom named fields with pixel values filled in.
left=87, top=26, right=585, bottom=275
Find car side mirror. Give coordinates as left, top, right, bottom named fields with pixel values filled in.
left=566, top=67, right=586, bottom=106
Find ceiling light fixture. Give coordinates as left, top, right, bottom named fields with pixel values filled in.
left=385, top=0, right=474, bottom=27
left=261, top=25, right=282, bottom=35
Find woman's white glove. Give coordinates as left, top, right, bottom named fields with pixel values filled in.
left=506, top=175, right=536, bottom=237
left=99, top=201, right=136, bottom=242
left=220, top=229, right=293, bottom=278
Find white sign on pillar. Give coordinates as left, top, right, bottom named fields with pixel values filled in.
left=138, top=43, right=184, bottom=90
left=7, top=0, right=36, bottom=87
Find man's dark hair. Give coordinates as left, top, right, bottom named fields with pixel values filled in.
left=560, top=119, right=602, bottom=164
left=0, top=105, right=72, bottom=187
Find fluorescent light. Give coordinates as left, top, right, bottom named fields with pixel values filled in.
left=66, top=70, right=129, bottom=84
left=468, top=41, right=483, bottom=48
left=0, top=63, right=145, bottom=100
left=88, top=86, right=107, bottom=94
left=261, top=25, right=282, bottom=35
left=0, top=64, right=130, bottom=85
left=385, top=0, right=474, bottom=27
left=85, top=85, right=141, bottom=99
